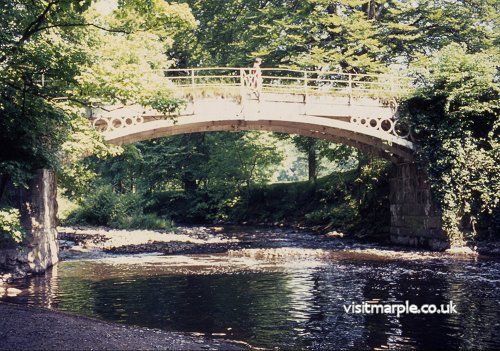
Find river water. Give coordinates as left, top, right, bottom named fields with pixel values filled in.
left=2, top=227, right=500, bottom=350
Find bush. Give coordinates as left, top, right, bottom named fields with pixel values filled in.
left=0, top=207, right=24, bottom=247
left=304, top=202, right=358, bottom=227
left=65, top=186, right=172, bottom=230
left=65, top=185, right=120, bottom=226
left=146, top=190, right=218, bottom=224
left=218, top=162, right=389, bottom=236
left=71, top=160, right=390, bottom=237
left=115, top=213, right=173, bottom=230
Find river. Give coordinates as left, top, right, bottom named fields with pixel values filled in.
left=2, top=226, right=500, bottom=350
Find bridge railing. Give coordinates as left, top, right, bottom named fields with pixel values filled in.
left=33, top=67, right=410, bottom=100
left=162, top=67, right=410, bottom=99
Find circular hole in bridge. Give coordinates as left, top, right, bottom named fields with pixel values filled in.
left=394, top=121, right=410, bottom=138
left=93, top=119, right=109, bottom=132
left=111, top=118, right=123, bottom=129
left=380, top=119, right=393, bottom=133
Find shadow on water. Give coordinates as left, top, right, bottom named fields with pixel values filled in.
left=2, top=229, right=500, bottom=350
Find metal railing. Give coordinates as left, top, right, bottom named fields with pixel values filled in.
left=162, top=67, right=411, bottom=99
left=33, top=67, right=410, bottom=100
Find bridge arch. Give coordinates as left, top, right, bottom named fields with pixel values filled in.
left=90, top=67, right=416, bottom=163
left=98, top=113, right=414, bottom=163
left=2, top=68, right=448, bottom=278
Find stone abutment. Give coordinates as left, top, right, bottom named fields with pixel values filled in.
left=389, top=163, right=448, bottom=250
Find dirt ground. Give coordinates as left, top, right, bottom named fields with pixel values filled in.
left=0, top=303, right=246, bottom=351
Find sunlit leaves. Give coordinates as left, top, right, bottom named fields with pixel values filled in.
left=0, top=0, right=196, bottom=192
left=0, top=207, right=24, bottom=245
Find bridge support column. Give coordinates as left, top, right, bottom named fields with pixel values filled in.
left=0, top=170, right=59, bottom=278
left=389, top=163, right=449, bottom=250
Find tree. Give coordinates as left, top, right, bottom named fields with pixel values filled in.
left=0, top=0, right=196, bottom=201
left=291, top=137, right=319, bottom=182
left=288, top=0, right=386, bottom=73
left=381, top=0, right=498, bottom=64
left=0, top=0, right=92, bottom=196
left=178, top=0, right=388, bottom=72
left=138, top=134, right=210, bottom=193
left=404, top=43, right=499, bottom=242
left=205, top=132, right=283, bottom=192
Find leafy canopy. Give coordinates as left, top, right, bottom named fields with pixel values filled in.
left=0, top=0, right=195, bottom=193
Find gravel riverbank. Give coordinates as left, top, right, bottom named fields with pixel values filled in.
left=57, top=226, right=240, bottom=258
left=0, top=303, right=246, bottom=350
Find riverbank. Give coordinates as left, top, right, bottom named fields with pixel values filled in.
left=57, top=226, right=240, bottom=258
left=2, top=224, right=499, bottom=285
left=0, top=303, right=246, bottom=350
left=57, top=225, right=500, bottom=260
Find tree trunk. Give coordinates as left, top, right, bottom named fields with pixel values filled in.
left=182, top=173, right=197, bottom=193
left=308, top=145, right=317, bottom=182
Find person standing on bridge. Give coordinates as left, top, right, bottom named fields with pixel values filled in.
left=250, top=57, right=262, bottom=100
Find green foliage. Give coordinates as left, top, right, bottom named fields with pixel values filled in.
left=231, top=158, right=390, bottom=237
left=349, top=157, right=391, bottom=237
left=178, top=0, right=387, bottom=71
left=172, top=0, right=499, bottom=203
left=116, top=213, right=173, bottom=231
left=381, top=0, right=498, bottom=62
left=177, top=0, right=498, bottom=71
left=1, top=1, right=92, bottom=185
left=65, top=185, right=172, bottom=230
left=1, top=0, right=195, bottom=198
left=304, top=203, right=357, bottom=227
left=144, top=157, right=386, bottom=235
left=404, top=44, right=500, bottom=242
left=70, top=131, right=284, bottom=224
left=88, top=132, right=283, bottom=197
left=3, top=0, right=498, bottom=242
left=0, top=207, right=25, bottom=247
left=146, top=190, right=216, bottom=223
left=204, top=132, right=283, bottom=192
left=58, top=115, right=123, bottom=199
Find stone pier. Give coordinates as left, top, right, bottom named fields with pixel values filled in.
left=389, top=163, right=448, bottom=250
left=0, top=169, right=59, bottom=278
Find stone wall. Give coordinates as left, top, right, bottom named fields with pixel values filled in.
left=389, top=163, right=448, bottom=250
left=0, top=169, right=59, bottom=280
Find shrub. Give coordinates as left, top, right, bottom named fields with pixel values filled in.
left=65, top=186, right=172, bottom=230
left=65, top=185, right=120, bottom=226
left=146, top=190, right=218, bottom=223
left=115, top=213, right=173, bottom=230
left=304, top=202, right=358, bottom=228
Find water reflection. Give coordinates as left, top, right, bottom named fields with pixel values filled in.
left=2, top=241, right=500, bottom=350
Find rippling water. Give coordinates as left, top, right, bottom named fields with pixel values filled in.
left=3, top=227, right=500, bottom=350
